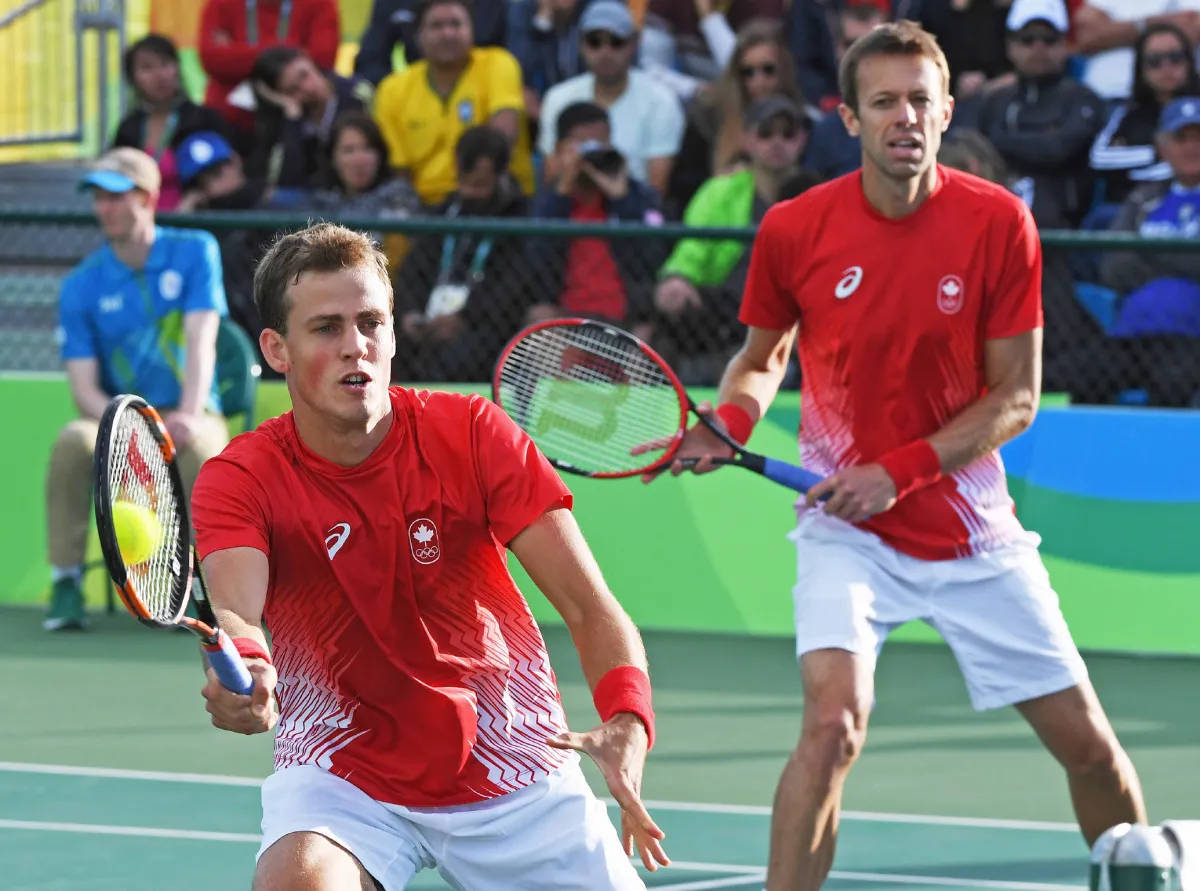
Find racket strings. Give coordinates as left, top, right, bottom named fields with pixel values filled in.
left=496, top=326, right=683, bottom=473
left=107, top=411, right=186, bottom=622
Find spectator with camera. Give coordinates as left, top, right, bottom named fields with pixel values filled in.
left=112, top=34, right=232, bottom=211
left=247, top=46, right=374, bottom=193
left=375, top=0, right=535, bottom=205
left=539, top=1, right=685, bottom=196
left=393, top=126, right=528, bottom=382
left=1090, top=24, right=1200, bottom=212
left=668, top=18, right=805, bottom=215
left=528, top=101, right=664, bottom=329
left=654, top=95, right=813, bottom=384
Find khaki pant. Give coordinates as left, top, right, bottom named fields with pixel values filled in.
left=46, top=414, right=230, bottom=567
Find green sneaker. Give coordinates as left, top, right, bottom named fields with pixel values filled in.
left=43, top=577, right=87, bottom=631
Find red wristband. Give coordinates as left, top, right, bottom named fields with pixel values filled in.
left=232, top=636, right=272, bottom=665
left=593, top=665, right=655, bottom=750
left=877, top=439, right=942, bottom=500
left=715, top=403, right=754, bottom=445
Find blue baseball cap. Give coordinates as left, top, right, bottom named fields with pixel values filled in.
left=79, top=147, right=161, bottom=194
left=580, top=1, right=635, bottom=39
left=177, top=130, right=235, bottom=185
left=1160, top=97, right=1200, bottom=134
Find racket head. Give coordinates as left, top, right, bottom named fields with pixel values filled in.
left=492, top=318, right=691, bottom=478
left=93, top=395, right=192, bottom=629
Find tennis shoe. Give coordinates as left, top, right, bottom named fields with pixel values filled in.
left=43, top=577, right=88, bottom=631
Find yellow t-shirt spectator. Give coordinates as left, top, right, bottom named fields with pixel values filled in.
left=375, top=46, right=533, bottom=205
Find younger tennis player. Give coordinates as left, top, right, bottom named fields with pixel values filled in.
left=192, top=223, right=666, bottom=889
left=657, top=20, right=1146, bottom=890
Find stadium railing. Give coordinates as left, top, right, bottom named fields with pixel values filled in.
left=0, top=207, right=1196, bottom=407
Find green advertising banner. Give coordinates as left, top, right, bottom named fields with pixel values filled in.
left=5, top=376, right=1198, bottom=655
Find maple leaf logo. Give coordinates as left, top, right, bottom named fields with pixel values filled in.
left=942, top=279, right=960, bottom=296
left=413, top=524, right=435, bottom=544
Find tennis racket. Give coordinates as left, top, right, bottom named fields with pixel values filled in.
left=93, top=394, right=253, bottom=694
left=492, top=318, right=822, bottom=492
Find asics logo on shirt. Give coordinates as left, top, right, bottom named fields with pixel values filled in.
left=834, top=266, right=863, bottom=299
left=325, top=523, right=351, bottom=560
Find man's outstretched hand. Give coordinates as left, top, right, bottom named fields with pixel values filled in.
left=549, top=713, right=670, bottom=871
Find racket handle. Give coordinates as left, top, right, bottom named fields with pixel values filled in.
left=760, top=458, right=823, bottom=494
left=202, top=630, right=255, bottom=695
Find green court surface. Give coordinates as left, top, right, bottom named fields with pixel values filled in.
left=2, top=605, right=1197, bottom=890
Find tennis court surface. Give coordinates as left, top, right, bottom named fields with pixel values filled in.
left=3, top=605, right=1196, bottom=890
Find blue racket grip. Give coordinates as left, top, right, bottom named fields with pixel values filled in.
left=202, top=630, right=255, bottom=694
left=761, top=458, right=823, bottom=494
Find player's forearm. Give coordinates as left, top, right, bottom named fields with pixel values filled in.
left=65, top=359, right=110, bottom=420
left=200, top=548, right=270, bottom=648
left=926, top=383, right=1038, bottom=475
left=716, top=333, right=793, bottom=423
left=179, top=312, right=219, bottom=415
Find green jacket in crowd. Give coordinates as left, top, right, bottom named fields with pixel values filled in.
left=660, top=168, right=757, bottom=287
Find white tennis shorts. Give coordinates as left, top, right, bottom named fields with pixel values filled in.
left=257, top=758, right=645, bottom=890
left=789, top=512, right=1089, bottom=710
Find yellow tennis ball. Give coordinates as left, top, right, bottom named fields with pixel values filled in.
left=112, top=501, right=162, bottom=565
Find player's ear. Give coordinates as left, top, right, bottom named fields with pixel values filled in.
left=941, top=93, right=955, bottom=133
left=260, top=327, right=290, bottom=375
left=838, top=102, right=861, bottom=138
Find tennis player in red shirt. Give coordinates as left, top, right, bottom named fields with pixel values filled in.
left=192, top=223, right=667, bottom=889
left=657, top=21, right=1145, bottom=890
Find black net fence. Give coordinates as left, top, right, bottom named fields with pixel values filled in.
left=1, top=208, right=1197, bottom=407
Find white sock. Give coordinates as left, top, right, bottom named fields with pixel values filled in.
left=50, top=566, right=82, bottom=584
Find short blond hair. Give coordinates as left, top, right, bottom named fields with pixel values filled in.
left=838, top=20, right=950, bottom=114
left=253, top=223, right=393, bottom=334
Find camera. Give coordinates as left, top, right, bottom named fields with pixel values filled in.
left=577, top=140, right=625, bottom=176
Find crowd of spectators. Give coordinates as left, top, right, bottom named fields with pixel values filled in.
left=102, top=0, right=1200, bottom=403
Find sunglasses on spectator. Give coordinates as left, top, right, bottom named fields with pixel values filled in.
left=584, top=31, right=629, bottom=50
left=1012, top=32, right=1063, bottom=46
left=740, top=63, right=778, bottom=79
left=1145, top=50, right=1189, bottom=69
left=756, top=122, right=800, bottom=140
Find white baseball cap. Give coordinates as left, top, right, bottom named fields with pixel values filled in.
left=1006, top=0, right=1069, bottom=33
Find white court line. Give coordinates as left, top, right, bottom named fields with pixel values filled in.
left=827, top=871, right=1082, bottom=891
left=608, top=799, right=1077, bottom=833
left=0, top=819, right=260, bottom=844
left=0, top=819, right=1085, bottom=891
left=661, top=876, right=765, bottom=890
left=0, top=761, right=262, bottom=787
left=0, top=761, right=1077, bottom=833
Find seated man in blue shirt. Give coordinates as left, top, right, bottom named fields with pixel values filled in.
left=45, top=148, right=231, bottom=630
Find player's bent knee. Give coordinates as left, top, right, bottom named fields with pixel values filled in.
left=801, top=705, right=868, bottom=768
left=54, top=419, right=98, bottom=455
left=254, top=831, right=379, bottom=891
left=1061, top=732, right=1125, bottom=779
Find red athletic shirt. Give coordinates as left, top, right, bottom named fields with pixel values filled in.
left=740, top=166, right=1043, bottom=560
left=192, top=388, right=574, bottom=805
